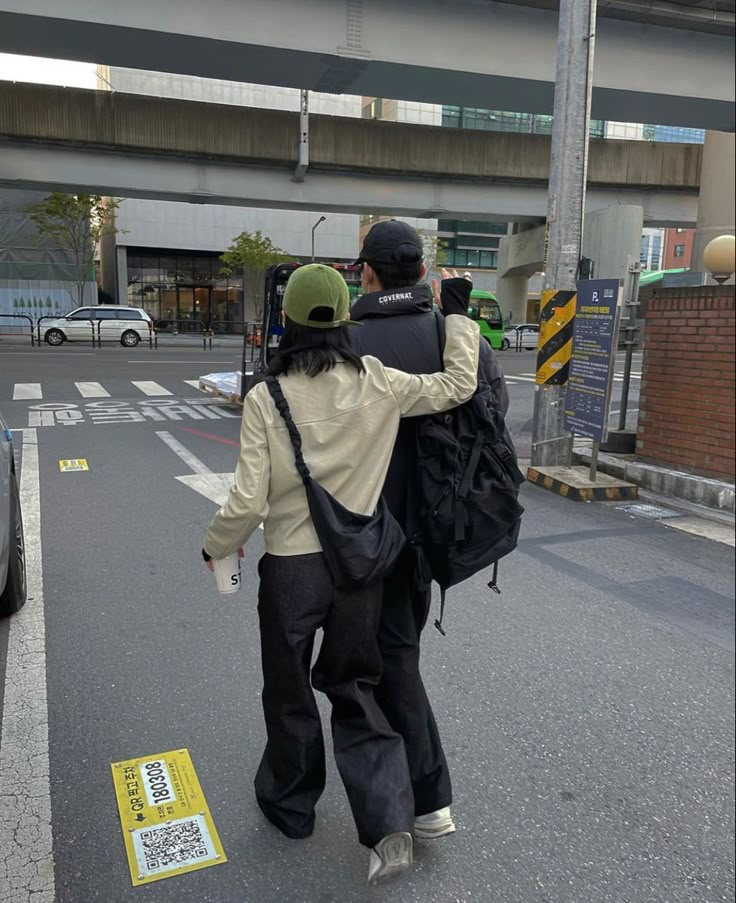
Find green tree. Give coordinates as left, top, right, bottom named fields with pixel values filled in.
left=27, top=194, right=121, bottom=307
left=417, top=229, right=449, bottom=275
left=220, top=230, right=290, bottom=322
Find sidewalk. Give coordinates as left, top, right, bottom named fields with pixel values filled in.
left=572, top=444, right=735, bottom=515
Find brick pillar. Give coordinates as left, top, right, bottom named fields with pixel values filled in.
left=637, top=286, right=735, bottom=480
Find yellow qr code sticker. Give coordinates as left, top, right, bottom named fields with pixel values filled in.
left=58, top=459, right=89, bottom=472
left=111, top=748, right=227, bottom=886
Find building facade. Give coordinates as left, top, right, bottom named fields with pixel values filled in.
left=662, top=228, right=695, bottom=270
left=99, top=68, right=362, bottom=326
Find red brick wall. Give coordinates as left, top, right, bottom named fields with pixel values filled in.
left=637, top=286, right=735, bottom=480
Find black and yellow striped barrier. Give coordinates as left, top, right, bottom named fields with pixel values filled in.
left=535, top=289, right=576, bottom=385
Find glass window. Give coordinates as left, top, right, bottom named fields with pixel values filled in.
left=127, top=284, right=144, bottom=306
left=68, top=308, right=92, bottom=320
left=362, top=98, right=383, bottom=120
left=441, top=106, right=461, bottom=128
left=193, top=256, right=212, bottom=282
left=139, top=253, right=160, bottom=284
left=160, top=256, right=177, bottom=284
left=674, top=244, right=686, bottom=258
left=93, top=308, right=118, bottom=319
left=480, top=251, right=498, bottom=269
left=176, top=256, right=194, bottom=283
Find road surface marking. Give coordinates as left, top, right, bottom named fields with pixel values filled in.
left=111, top=749, right=227, bottom=886
left=75, top=381, right=110, bottom=398
left=0, top=428, right=55, bottom=903
left=184, top=380, right=203, bottom=390
left=59, top=458, right=89, bottom=472
left=156, top=430, right=211, bottom=474
left=157, top=431, right=261, bottom=528
left=176, top=426, right=239, bottom=447
left=131, top=381, right=173, bottom=396
left=13, top=382, right=43, bottom=400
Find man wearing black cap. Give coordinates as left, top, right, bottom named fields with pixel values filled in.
left=350, top=219, right=509, bottom=841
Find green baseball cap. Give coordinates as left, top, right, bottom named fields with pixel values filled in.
left=283, top=263, right=360, bottom=329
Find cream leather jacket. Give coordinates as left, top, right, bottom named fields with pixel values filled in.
left=204, top=315, right=479, bottom=560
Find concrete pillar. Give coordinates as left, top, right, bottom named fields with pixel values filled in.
left=115, top=246, right=128, bottom=305
left=582, top=206, right=644, bottom=280
left=692, top=131, right=735, bottom=276
left=497, top=275, right=530, bottom=326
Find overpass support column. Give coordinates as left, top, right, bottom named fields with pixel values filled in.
left=692, top=131, right=735, bottom=277
left=498, top=275, right=529, bottom=326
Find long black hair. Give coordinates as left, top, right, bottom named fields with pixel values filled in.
left=267, top=317, right=365, bottom=378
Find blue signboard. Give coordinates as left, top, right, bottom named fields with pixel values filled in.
left=564, top=279, right=621, bottom=442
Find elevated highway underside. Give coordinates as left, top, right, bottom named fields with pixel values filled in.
left=0, top=84, right=701, bottom=225
left=0, top=0, right=733, bottom=131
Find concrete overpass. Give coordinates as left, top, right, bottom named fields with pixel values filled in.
left=0, top=0, right=733, bottom=132
left=0, top=84, right=701, bottom=226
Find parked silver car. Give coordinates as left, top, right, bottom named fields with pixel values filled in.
left=0, top=411, right=26, bottom=617
left=500, top=324, right=540, bottom=351
left=43, top=305, right=153, bottom=347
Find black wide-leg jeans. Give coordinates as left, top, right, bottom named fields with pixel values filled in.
left=375, top=549, right=453, bottom=817
left=254, top=553, right=414, bottom=848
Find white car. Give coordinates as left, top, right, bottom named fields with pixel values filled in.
left=501, top=324, right=540, bottom=351
left=43, top=306, right=153, bottom=347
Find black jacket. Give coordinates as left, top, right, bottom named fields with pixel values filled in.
left=350, top=283, right=510, bottom=524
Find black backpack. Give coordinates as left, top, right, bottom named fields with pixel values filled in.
left=407, top=316, right=525, bottom=633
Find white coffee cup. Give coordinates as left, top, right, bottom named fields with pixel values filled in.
left=212, top=554, right=242, bottom=594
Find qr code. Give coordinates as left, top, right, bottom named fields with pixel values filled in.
left=133, top=814, right=216, bottom=876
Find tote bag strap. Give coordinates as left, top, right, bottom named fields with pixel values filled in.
left=264, top=376, right=311, bottom=484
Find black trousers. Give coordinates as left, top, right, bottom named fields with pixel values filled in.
left=254, top=553, right=414, bottom=848
left=374, top=550, right=453, bottom=817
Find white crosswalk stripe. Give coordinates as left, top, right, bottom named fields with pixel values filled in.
left=75, top=381, right=110, bottom=398
left=131, top=380, right=174, bottom=397
left=12, top=383, right=43, bottom=400
left=183, top=380, right=202, bottom=390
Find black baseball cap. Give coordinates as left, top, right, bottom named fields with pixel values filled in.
left=356, top=219, right=424, bottom=266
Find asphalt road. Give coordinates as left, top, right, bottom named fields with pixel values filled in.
left=0, top=343, right=732, bottom=903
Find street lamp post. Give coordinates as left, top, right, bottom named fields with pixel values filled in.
left=311, top=216, right=327, bottom=262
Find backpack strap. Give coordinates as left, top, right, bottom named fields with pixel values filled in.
left=454, top=431, right=486, bottom=543
left=264, top=376, right=311, bottom=485
left=434, top=311, right=445, bottom=367
left=434, top=588, right=447, bottom=636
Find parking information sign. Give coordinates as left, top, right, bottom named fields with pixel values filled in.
left=564, top=279, right=622, bottom=442
left=111, top=748, right=227, bottom=886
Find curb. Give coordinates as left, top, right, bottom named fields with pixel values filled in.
left=572, top=447, right=735, bottom=514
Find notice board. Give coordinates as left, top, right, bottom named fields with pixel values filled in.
left=564, top=279, right=621, bottom=442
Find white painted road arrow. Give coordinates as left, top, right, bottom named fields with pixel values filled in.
left=156, top=430, right=262, bottom=528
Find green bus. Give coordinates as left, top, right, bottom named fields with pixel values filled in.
left=467, top=289, right=504, bottom=350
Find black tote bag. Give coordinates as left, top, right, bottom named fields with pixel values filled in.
left=265, top=377, right=405, bottom=588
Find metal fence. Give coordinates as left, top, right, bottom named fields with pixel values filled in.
left=2, top=312, right=261, bottom=354
left=0, top=314, right=35, bottom=345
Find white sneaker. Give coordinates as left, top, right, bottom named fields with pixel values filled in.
left=414, top=807, right=456, bottom=839
left=367, top=832, right=413, bottom=884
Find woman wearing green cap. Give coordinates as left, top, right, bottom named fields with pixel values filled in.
left=202, top=263, right=479, bottom=884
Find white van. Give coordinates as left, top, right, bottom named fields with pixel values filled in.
left=43, top=306, right=153, bottom=347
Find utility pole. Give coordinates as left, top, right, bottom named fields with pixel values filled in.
left=531, top=0, right=597, bottom=467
